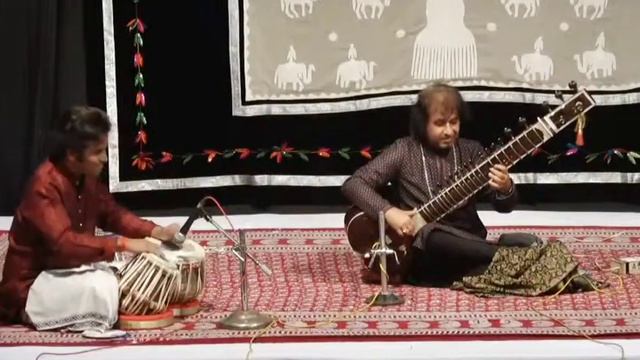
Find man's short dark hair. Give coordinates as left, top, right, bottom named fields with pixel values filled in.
left=409, top=83, right=471, bottom=144
left=48, top=106, right=111, bottom=163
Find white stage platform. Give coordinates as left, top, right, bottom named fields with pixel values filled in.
left=1, top=210, right=639, bottom=360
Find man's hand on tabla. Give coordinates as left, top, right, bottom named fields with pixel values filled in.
left=151, top=223, right=180, bottom=242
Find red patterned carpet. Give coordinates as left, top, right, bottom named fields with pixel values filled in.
left=1, top=226, right=640, bottom=346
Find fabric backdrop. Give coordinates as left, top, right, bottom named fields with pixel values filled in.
left=96, top=0, right=640, bottom=197
left=231, top=0, right=639, bottom=116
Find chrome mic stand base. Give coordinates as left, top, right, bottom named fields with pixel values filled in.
left=219, top=310, right=273, bottom=330
left=366, top=293, right=405, bottom=306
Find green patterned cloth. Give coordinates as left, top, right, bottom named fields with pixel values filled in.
left=452, top=241, right=605, bottom=296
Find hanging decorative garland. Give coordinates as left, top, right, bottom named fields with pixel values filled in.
left=128, top=143, right=639, bottom=171
left=163, top=144, right=376, bottom=166
left=124, top=1, right=638, bottom=172
left=128, top=0, right=153, bottom=170
left=537, top=145, right=640, bottom=165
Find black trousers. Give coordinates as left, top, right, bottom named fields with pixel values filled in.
left=409, top=230, right=497, bottom=287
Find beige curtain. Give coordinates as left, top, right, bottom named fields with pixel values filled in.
left=230, top=0, right=638, bottom=115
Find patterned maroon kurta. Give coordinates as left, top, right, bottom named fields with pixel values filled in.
left=342, top=136, right=517, bottom=241
left=0, top=161, right=157, bottom=323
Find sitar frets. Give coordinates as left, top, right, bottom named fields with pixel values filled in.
left=417, top=127, right=545, bottom=223
left=416, top=92, right=595, bottom=224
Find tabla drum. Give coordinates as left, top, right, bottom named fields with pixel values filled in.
left=159, top=239, right=206, bottom=316
left=117, top=252, right=180, bottom=316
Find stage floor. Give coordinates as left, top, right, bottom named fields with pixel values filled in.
left=1, top=210, right=640, bottom=360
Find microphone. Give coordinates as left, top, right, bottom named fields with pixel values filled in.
left=197, top=201, right=273, bottom=276
left=170, top=205, right=202, bottom=247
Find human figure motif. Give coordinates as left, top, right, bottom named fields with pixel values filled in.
left=0, top=106, right=180, bottom=335
left=342, top=83, right=605, bottom=296
left=411, top=0, right=478, bottom=80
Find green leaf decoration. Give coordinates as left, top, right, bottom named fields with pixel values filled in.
left=547, top=154, right=560, bottom=164
left=134, top=33, right=143, bottom=47
left=298, top=152, right=309, bottom=161
left=283, top=152, right=292, bottom=158
left=628, top=153, right=637, bottom=165
left=134, top=73, right=144, bottom=88
left=256, top=151, right=266, bottom=159
left=182, top=154, right=194, bottom=165
left=585, top=153, right=599, bottom=163
left=613, top=149, right=624, bottom=158
left=339, top=147, right=351, bottom=153
left=338, top=151, right=350, bottom=160
left=135, top=112, right=146, bottom=126
left=223, top=151, right=235, bottom=159
left=628, top=151, right=640, bottom=159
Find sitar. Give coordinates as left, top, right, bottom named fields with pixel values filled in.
left=344, top=82, right=596, bottom=284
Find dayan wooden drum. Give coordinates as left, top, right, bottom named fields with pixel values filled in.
left=159, top=239, right=206, bottom=316
left=117, top=252, right=180, bottom=329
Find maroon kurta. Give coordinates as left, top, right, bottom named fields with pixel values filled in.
left=0, top=161, right=157, bottom=323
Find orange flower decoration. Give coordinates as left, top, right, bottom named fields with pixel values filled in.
left=203, top=149, right=222, bottom=163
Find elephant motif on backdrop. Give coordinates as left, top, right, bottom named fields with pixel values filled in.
left=281, top=0, right=317, bottom=19
left=570, top=0, right=608, bottom=20
left=352, top=0, right=391, bottom=20
left=501, top=0, right=540, bottom=18
left=336, top=44, right=376, bottom=90
left=336, top=60, right=376, bottom=89
left=511, top=37, right=554, bottom=81
left=574, top=32, right=616, bottom=80
left=274, top=46, right=316, bottom=92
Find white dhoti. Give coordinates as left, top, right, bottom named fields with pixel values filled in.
left=25, top=262, right=120, bottom=333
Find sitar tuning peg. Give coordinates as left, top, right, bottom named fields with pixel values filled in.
left=503, top=127, right=513, bottom=139
left=554, top=90, right=564, bottom=102
left=518, top=116, right=528, bottom=129
left=569, top=81, right=578, bottom=93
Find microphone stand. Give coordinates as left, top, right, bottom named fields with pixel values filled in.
left=366, top=211, right=404, bottom=306
left=199, top=207, right=273, bottom=330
